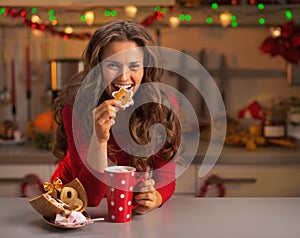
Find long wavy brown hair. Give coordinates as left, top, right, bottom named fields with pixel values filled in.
left=52, top=20, right=181, bottom=171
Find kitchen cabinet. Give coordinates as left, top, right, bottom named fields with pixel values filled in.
left=195, top=164, right=300, bottom=197
left=0, top=164, right=55, bottom=197
left=175, top=163, right=300, bottom=197
left=174, top=139, right=300, bottom=197
left=0, top=143, right=55, bottom=197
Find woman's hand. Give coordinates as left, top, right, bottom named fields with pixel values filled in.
left=133, top=177, right=162, bottom=214
left=94, top=99, right=119, bottom=143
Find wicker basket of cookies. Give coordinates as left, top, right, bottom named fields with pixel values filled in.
left=29, top=178, right=88, bottom=220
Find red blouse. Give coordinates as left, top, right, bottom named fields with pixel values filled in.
left=51, top=104, right=176, bottom=207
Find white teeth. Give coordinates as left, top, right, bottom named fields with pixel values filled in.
left=114, top=84, right=132, bottom=89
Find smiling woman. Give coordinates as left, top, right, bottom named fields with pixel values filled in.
left=50, top=20, right=181, bottom=215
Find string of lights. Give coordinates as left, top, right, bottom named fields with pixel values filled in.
left=0, top=3, right=299, bottom=39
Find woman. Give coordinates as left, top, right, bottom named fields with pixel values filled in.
left=51, top=20, right=181, bottom=214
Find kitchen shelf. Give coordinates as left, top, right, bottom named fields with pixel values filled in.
left=194, top=139, right=300, bottom=165
left=0, top=141, right=55, bottom=165
left=0, top=139, right=299, bottom=165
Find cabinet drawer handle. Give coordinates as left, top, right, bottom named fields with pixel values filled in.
left=207, top=177, right=257, bottom=184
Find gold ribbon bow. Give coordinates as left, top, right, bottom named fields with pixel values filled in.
left=43, top=177, right=63, bottom=194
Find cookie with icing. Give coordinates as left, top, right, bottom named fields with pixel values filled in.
left=112, top=87, right=134, bottom=109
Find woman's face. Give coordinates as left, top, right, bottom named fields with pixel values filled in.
left=101, top=40, right=144, bottom=97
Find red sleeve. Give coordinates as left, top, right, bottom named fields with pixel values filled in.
left=152, top=93, right=177, bottom=204
left=53, top=104, right=106, bottom=207
left=152, top=158, right=176, bottom=205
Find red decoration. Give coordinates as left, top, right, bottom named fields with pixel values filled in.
left=20, top=174, right=44, bottom=197
left=260, top=21, right=300, bottom=65
left=197, top=174, right=226, bottom=197
left=140, top=11, right=164, bottom=27
left=238, top=100, right=263, bottom=120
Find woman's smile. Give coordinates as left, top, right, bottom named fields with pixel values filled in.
left=112, top=83, right=133, bottom=91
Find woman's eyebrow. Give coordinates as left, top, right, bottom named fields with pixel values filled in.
left=103, top=59, right=143, bottom=65
left=103, top=60, right=121, bottom=66
left=104, top=59, right=118, bottom=63
left=129, top=60, right=143, bottom=64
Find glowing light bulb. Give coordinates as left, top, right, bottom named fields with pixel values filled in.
left=285, top=9, right=293, bottom=20
left=64, top=26, right=73, bottom=34
left=270, top=27, right=281, bottom=38
left=169, top=16, right=180, bottom=28
left=219, top=11, right=232, bottom=28
left=85, top=11, right=94, bottom=26
left=51, top=19, right=57, bottom=26
left=206, top=17, right=213, bottom=24
left=31, top=14, right=41, bottom=24
left=124, top=5, right=137, bottom=18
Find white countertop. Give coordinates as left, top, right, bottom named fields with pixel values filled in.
left=1, top=196, right=299, bottom=238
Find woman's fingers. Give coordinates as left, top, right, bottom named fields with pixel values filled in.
left=134, top=179, right=157, bottom=205
left=95, top=102, right=117, bottom=123
left=143, top=178, right=155, bottom=187
left=138, top=179, right=155, bottom=193
left=134, top=189, right=163, bottom=214
left=135, top=191, right=154, bottom=201
left=93, top=99, right=119, bottom=142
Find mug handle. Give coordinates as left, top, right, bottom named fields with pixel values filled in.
left=132, top=176, right=145, bottom=209
left=132, top=203, right=140, bottom=209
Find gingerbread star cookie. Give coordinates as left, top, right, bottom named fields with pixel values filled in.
left=112, top=87, right=134, bottom=109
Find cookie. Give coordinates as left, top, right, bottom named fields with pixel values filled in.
left=112, top=87, right=134, bottom=109
left=60, top=186, right=79, bottom=204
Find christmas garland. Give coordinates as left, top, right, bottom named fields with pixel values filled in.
left=1, top=6, right=164, bottom=40
left=2, top=7, right=91, bottom=40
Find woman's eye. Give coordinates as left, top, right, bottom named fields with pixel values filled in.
left=129, top=63, right=143, bottom=70
left=104, top=61, right=119, bottom=70
left=107, top=63, right=119, bottom=69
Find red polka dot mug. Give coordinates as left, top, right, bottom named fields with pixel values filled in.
left=104, top=166, right=144, bottom=223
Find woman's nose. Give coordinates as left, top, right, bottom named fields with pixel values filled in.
left=119, top=67, right=130, bottom=81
